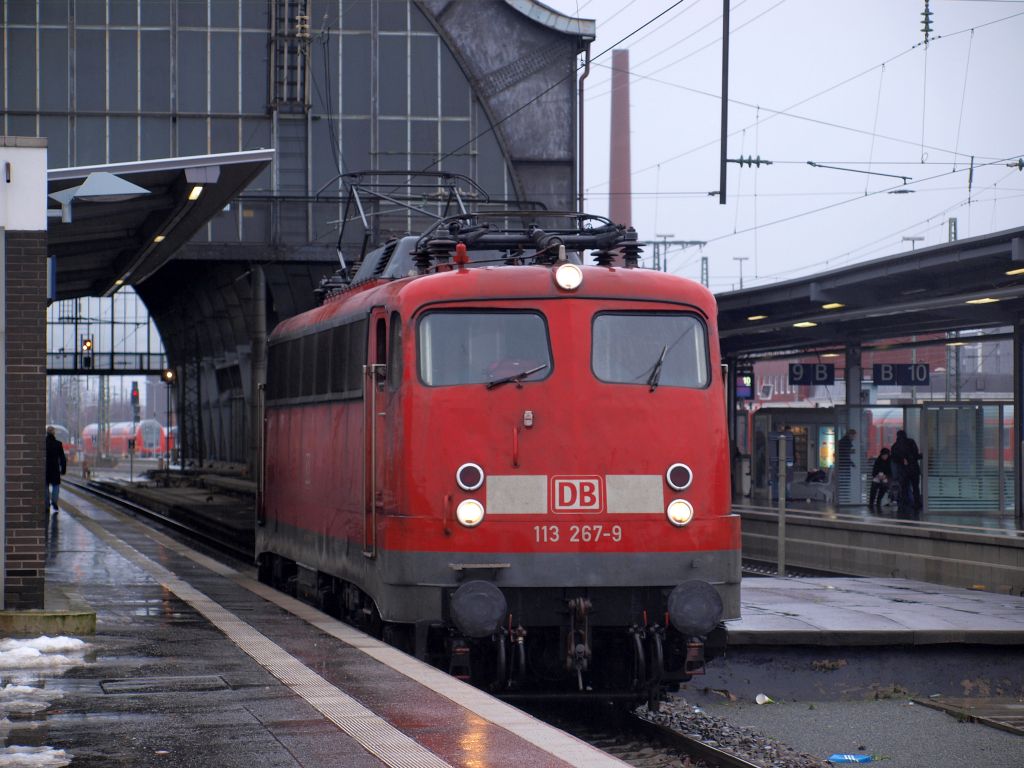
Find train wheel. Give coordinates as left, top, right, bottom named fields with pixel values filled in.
left=646, top=684, right=663, bottom=712
left=382, top=622, right=414, bottom=654
left=257, top=554, right=274, bottom=586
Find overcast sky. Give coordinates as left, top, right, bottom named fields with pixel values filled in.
left=541, top=0, right=1024, bottom=292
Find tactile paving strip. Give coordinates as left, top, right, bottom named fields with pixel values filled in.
left=70, top=508, right=453, bottom=768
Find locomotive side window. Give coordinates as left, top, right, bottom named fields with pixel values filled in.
left=300, top=334, right=317, bottom=397
left=388, top=313, right=402, bottom=391
left=418, top=311, right=552, bottom=387
left=348, top=320, right=368, bottom=393
left=592, top=312, right=709, bottom=389
left=328, top=318, right=367, bottom=398
left=285, top=340, right=301, bottom=398
left=329, top=325, right=350, bottom=393
left=267, top=318, right=368, bottom=404
left=314, top=332, right=331, bottom=394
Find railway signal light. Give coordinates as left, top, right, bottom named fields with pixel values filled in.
left=131, top=381, right=140, bottom=422
left=81, top=337, right=93, bottom=369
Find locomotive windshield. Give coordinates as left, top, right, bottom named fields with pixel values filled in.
left=418, top=311, right=552, bottom=387
left=592, top=312, right=709, bottom=389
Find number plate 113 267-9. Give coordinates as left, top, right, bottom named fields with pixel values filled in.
left=533, top=524, right=622, bottom=544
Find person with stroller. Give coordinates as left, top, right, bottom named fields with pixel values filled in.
left=891, top=430, right=923, bottom=513
left=869, top=447, right=891, bottom=511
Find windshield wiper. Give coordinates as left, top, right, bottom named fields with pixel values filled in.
left=647, top=345, right=668, bottom=392
left=486, top=362, right=549, bottom=390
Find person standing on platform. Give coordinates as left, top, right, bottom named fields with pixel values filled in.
left=45, top=425, right=67, bottom=512
left=891, top=429, right=923, bottom=512
left=869, top=447, right=891, bottom=511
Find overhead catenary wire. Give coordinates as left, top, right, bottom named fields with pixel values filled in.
left=586, top=0, right=780, bottom=101
left=865, top=64, right=886, bottom=195
left=684, top=154, right=1021, bottom=251
left=953, top=28, right=975, bottom=172
left=587, top=61, right=1005, bottom=192
left=587, top=7, right=1024, bottom=191
left=699, top=165, right=1022, bottom=282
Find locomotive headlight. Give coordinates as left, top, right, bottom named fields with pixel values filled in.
left=554, top=262, right=583, bottom=291
left=456, top=499, right=485, bottom=528
left=666, top=499, right=695, bottom=527
left=456, top=462, right=484, bottom=491
left=666, top=463, right=693, bottom=491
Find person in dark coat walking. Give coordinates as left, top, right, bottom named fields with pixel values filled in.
left=869, top=447, right=891, bottom=510
left=891, top=429, right=923, bottom=512
left=45, top=425, right=67, bottom=511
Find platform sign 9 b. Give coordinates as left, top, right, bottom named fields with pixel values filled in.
left=788, top=363, right=835, bottom=386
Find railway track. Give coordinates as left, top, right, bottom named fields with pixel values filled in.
left=598, top=716, right=770, bottom=768
left=528, top=698, right=825, bottom=768
left=64, top=478, right=255, bottom=564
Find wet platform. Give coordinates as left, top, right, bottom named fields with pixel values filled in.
left=6, top=487, right=627, bottom=768
left=730, top=576, right=1024, bottom=645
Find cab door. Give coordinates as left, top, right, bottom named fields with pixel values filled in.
left=363, top=308, right=389, bottom=557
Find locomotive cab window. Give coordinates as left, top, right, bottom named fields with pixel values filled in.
left=418, top=310, right=552, bottom=387
left=388, top=313, right=403, bottom=391
left=592, top=312, right=709, bottom=389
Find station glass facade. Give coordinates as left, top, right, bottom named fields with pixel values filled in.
left=2, top=0, right=516, bottom=247
left=743, top=333, right=1018, bottom=529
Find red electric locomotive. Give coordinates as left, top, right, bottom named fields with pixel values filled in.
left=258, top=211, right=741, bottom=702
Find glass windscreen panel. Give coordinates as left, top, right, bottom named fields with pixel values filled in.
left=592, top=312, right=709, bottom=388
left=418, top=311, right=552, bottom=386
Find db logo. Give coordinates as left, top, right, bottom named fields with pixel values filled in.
left=551, top=476, right=603, bottom=513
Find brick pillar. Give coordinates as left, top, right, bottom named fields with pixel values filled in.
left=1, top=136, right=48, bottom=611
left=3, top=230, right=47, bottom=609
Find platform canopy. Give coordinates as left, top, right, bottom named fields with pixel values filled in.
left=46, top=149, right=274, bottom=299
left=717, top=224, right=1024, bottom=357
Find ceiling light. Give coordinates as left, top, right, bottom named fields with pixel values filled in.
left=822, top=353, right=839, bottom=358
left=188, top=185, right=204, bottom=201
left=822, top=302, right=844, bottom=310
left=793, top=321, right=817, bottom=328
left=114, top=278, right=124, bottom=286
left=153, top=234, right=166, bottom=243
left=947, top=341, right=967, bottom=347
left=747, top=314, right=767, bottom=321
left=965, top=297, right=999, bottom=305
left=1005, top=267, right=1024, bottom=276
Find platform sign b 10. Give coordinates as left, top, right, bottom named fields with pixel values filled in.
left=788, top=363, right=835, bottom=386
left=873, top=363, right=929, bottom=385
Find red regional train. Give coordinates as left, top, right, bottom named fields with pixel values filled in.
left=81, top=419, right=166, bottom=457
left=257, top=212, right=741, bottom=703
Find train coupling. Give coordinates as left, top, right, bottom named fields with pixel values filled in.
left=684, top=640, right=707, bottom=676
left=448, top=638, right=472, bottom=681
left=565, top=597, right=593, bottom=690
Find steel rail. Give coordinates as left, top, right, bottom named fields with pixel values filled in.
left=630, top=714, right=765, bottom=768
left=64, top=478, right=254, bottom=565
